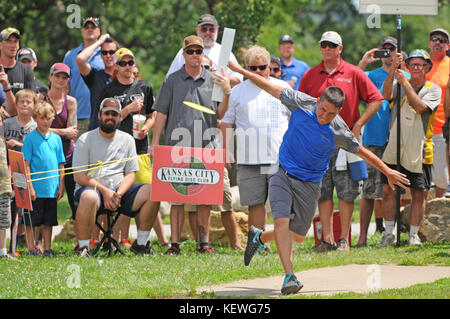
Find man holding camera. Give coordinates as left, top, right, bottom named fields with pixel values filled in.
left=379, top=49, right=441, bottom=247
left=356, top=37, right=410, bottom=246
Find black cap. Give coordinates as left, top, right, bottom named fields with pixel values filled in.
left=279, top=34, right=294, bottom=44
left=197, top=14, right=219, bottom=27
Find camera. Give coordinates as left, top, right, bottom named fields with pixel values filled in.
left=374, top=49, right=391, bottom=59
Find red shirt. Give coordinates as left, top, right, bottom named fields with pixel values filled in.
left=299, top=57, right=383, bottom=129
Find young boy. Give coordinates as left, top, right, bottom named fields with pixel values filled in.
left=0, top=113, right=14, bottom=260
left=22, top=102, right=65, bottom=257
left=1, top=89, right=37, bottom=256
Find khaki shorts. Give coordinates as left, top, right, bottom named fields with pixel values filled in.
left=431, top=133, right=449, bottom=189
left=185, top=168, right=233, bottom=212
left=0, top=193, right=11, bottom=230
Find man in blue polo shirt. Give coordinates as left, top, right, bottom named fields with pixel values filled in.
left=227, top=60, right=409, bottom=295
left=278, top=35, right=309, bottom=90
left=63, top=17, right=104, bottom=139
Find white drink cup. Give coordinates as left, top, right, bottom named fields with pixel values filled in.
left=132, top=114, right=146, bottom=139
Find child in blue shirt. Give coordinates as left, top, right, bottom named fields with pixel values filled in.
left=22, top=102, right=65, bottom=257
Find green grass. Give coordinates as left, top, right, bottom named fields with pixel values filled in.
left=6, top=197, right=435, bottom=299
left=1, top=231, right=448, bottom=299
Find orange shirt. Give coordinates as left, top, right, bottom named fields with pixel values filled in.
left=426, top=56, right=449, bottom=135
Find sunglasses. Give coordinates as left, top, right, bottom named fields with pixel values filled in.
left=184, top=49, right=203, bottom=55
left=202, top=64, right=211, bottom=70
left=248, top=65, right=267, bottom=71
left=101, top=50, right=116, bottom=56
left=320, top=42, right=339, bottom=49
left=270, top=67, right=280, bottom=72
left=117, top=60, right=135, bottom=67
left=200, top=27, right=216, bottom=33
left=430, top=37, right=448, bottom=44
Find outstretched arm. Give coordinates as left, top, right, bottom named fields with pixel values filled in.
left=227, top=61, right=285, bottom=99
left=355, top=145, right=410, bottom=190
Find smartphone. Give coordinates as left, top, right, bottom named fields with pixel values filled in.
left=374, top=49, right=391, bottom=59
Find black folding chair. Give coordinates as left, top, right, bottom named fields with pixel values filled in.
left=90, top=209, right=125, bottom=256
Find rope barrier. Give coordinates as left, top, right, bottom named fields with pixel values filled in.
left=6, top=153, right=151, bottom=184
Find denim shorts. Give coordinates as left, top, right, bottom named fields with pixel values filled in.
left=73, top=183, right=144, bottom=218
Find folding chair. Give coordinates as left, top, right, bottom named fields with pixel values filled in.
left=90, top=209, right=125, bottom=256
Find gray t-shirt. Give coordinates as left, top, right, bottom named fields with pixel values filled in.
left=72, top=128, right=139, bottom=192
left=0, top=117, right=37, bottom=151
left=154, top=67, right=218, bottom=148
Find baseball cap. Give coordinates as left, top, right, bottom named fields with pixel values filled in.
left=50, top=63, right=70, bottom=77
left=279, top=35, right=294, bottom=44
left=381, top=36, right=398, bottom=48
left=115, top=48, right=135, bottom=63
left=99, top=97, right=121, bottom=113
left=1, top=27, right=21, bottom=41
left=429, top=28, right=449, bottom=40
left=197, top=14, right=219, bottom=27
left=319, top=31, right=342, bottom=46
left=83, top=17, right=100, bottom=28
left=183, top=35, right=204, bottom=50
left=17, top=48, right=37, bottom=62
left=405, top=49, right=433, bottom=72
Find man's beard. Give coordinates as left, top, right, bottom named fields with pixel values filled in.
left=198, top=32, right=218, bottom=48
left=100, top=120, right=119, bottom=133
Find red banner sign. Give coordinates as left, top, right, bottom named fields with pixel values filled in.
left=8, top=150, right=33, bottom=210
left=151, top=145, right=225, bottom=205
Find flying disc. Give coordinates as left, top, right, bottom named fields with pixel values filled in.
left=183, top=101, right=216, bottom=115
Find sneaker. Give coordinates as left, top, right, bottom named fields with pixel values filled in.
left=165, top=246, right=181, bottom=255
left=336, top=238, right=350, bottom=252
left=43, top=249, right=56, bottom=257
left=407, top=234, right=422, bottom=246
left=376, top=232, right=395, bottom=248
left=130, top=240, right=155, bottom=255
left=444, top=185, right=450, bottom=198
left=77, top=246, right=90, bottom=258
left=101, top=241, right=111, bottom=252
left=244, top=226, right=266, bottom=266
left=26, top=249, right=39, bottom=256
left=0, top=254, right=17, bottom=260
left=313, top=240, right=336, bottom=252
left=89, top=239, right=100, bottom=248
left=197, top=245, right=216, bottom=254
left=281, top=274, right=303, bottom=295
left=120, top=238, right=133, bottom=248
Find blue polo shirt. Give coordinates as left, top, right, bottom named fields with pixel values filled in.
left=363, top=67, right=410, bottom=146
left=63, top=44, right=104, bottom=120
left=281, top=57, right=310, bottom=91
left=279, top=89, right=359, bottom=182
left=22, top=130, right=66, bottom=198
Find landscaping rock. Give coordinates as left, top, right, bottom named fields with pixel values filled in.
left=54, top=219, right=76, bottom=242
left=181, top=211, right=249, bottom=246
left=401, top=197, right=450, bottom=242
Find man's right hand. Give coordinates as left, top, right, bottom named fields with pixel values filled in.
left=101, top=187, right=119, bottom=211
left=99, top=33, right=110, bottom=44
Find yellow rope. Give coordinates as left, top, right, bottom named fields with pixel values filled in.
left=7, top=153, right=150, bottom=184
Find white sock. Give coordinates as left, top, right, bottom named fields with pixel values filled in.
left=0, top=248, right=7, bottom=255
left=385, top=220, right=395, bottom=235
left=410, top=225, right=419, bottom=237
left=137, top=230, right=150, bottom=246
left=78, top=240, right=90, bottom=249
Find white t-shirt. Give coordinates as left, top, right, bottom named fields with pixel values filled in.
left=222, top=77, right=291, bottom=165
left=166, top=43, right=243, bottom=82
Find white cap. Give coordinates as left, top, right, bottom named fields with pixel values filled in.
left=319, top=31, right=342, bottom=46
